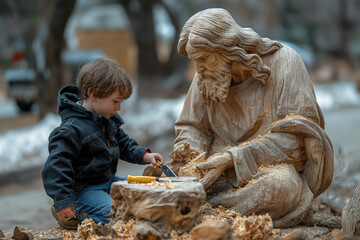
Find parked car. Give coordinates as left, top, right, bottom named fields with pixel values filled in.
left=4, top=49, right=105, bottom=112
left=4, top=68, right=37, bottom=112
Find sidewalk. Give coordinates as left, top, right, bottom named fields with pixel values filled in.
left=0, top=181, right=57, bottom=232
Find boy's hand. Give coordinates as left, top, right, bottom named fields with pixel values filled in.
left=144, top=153, right=164, bottom=167
left=57, top=206, right=76, bottom=218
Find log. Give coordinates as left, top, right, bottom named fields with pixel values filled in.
left=190, top=220, right=231, bottom=240
left=278, top=230, right=310, bottom=240
left=342, top=184, right=360, bottom=237
left=110, top=178, right=206, bottom=233
left=314, top=213, right=342, bottom=229
left=280, top=226, right=329, bottom=239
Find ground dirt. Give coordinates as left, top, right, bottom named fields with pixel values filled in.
left=0, top=106, right=359, bottom=238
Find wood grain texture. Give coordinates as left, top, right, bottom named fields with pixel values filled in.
left=169, top=8, right=334, bottom=228
left=110, top=180, right=206, bottom=232
left=342, top=184, right=360, bottom=237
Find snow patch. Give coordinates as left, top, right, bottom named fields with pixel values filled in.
left=314, top=82, right=360, bottom=111
left=0, top=113, right=60, bottom=173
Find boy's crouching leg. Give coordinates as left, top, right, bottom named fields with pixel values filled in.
left=77, top=205, right=111, bottom=224
left=75, top=188, right=113, bottom=225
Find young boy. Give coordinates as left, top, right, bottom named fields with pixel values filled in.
left=41, top=58, right=164, bottom=229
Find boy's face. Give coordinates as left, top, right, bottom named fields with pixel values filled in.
left=90, top=90, right=123, bottom=118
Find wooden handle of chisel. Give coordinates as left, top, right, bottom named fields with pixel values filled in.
left=127, top=175, right=158, bottom=183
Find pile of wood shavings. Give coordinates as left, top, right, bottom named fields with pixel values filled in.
left=76, top=218, right=100, bottom=240
left=178, top=152, right=207, bottom=178
left=138, top=180, right=179, bottom=189
left=61, top=218, right=143, bottom=240
left=60, top=204, right=278, bottom=240
left=169, top=142, right=202, bottom=163
left=28, top=228, right=64, bottom=239
left=186, top=149, right=203, bottom=163
left=170, top=230, right=192, bottom=240
left=200, top=203, right=278, bottom=240
left=232, top=214, right=278, bottom=240
left=62, top=229, right=76, bottom=240
left=62, top=218, right=99, bottom=240
left=112, top=219, right=142, bottom=239
left=202, top=203, right=242, bottom=224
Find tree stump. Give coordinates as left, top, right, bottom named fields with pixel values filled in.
left=110, top=178, right=206, bottom=233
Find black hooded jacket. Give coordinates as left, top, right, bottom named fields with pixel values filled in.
left=41, top=86, right=149, bottom=211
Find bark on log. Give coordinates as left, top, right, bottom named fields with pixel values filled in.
left=279, top=226, right=329, bottom=239
left=190, top=220, right=231, bottom=240
left=278, top=230, right=310, bottom=240
left=314, top=213, right=342, bottom=229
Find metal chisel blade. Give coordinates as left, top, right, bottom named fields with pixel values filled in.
left=159, top=163, right=177, bottom=177
left=156, top=160, right=177, bottom=177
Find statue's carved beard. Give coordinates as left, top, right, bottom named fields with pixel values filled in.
left=197, top=68, right=231, bottom=103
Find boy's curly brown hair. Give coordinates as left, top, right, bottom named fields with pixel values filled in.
left=77, top=58, right=133, bottom=100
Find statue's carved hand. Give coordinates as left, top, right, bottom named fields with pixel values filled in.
left=196, top=152, right=233, bottom=189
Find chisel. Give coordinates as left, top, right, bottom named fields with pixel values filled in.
left=127, top=175, right=186, bottom=183
left=156, top=160, right=177, bottom=177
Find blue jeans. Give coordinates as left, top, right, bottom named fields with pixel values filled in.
left=74, top=175, right=126, bottom=224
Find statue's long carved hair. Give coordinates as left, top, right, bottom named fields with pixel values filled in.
left=178, top=8, right=282, bottom=84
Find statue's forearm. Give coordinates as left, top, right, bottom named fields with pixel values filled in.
left=174, top=125, right=212, bottom=153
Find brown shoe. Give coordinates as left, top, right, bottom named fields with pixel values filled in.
left=51, top=206, right=81, bottom=230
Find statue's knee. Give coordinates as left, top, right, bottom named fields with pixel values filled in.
left=271, top=164, right=301, bottom=192
left=254, top=164, right=303, bottom=215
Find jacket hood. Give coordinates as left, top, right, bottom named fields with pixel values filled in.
left=57, top=85, right=124, bottom=126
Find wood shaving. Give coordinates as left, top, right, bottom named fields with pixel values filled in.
left=201, top=203, right=242, bottom=225
left=76, top=218, right=99, bottom=240
left=61, top=218, right=143, bottom=240
left=189, top=150, right=202, bottom=163
left=113, top=219, right=142, bottom=239
left=170, top=230, right=191, bottom=240
left=62, top=230, right=76, bottom=240
left=269, top=113, right=307, bottom=128
left=256, top=164, right=275, bottom=174
left=232, top=214, right=277, bottom=240
left=178, top=152, right=207, bottom=178
left=169, top=142, right=202, bottom=163
left=137, top=180, right=179, bottom=189
left=199, top=203, right=278, bottom=239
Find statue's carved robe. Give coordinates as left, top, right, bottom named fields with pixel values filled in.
left=173, top=45, right=334, bottom=227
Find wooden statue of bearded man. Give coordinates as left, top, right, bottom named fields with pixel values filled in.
left=167, top=8, right=334, bottom=228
